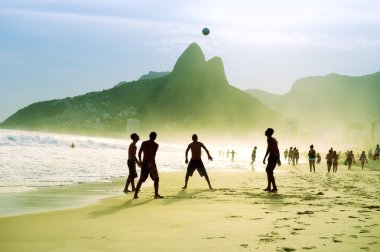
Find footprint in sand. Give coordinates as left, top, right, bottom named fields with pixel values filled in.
left=281, top=247, right=296, bottom=252
left=240, top=244, right=249, bottom=248
left=302, top=246, right=317, bottom=250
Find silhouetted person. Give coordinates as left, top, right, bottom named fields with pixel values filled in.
left=230, top=150, right=237, bottom=161
left=316, top=153, right=321, bottom=164
left=347, top=150, right=355, bottom=170
left=124, top=133, right=141, bottom=193
left=332, top=151, right=339, bottom=173
left=251, top=146, right=257, bottom=165
left=294, top=148, right=300, bottom=165
left=375, top=145, right=380, bottom=160
left=308, top=145, right=316, bottom=173
left=284, top=149, right=288, bottom=162
left=71, top=143, right=75, bottom=148
left=263, top=128, right=281, bottom=192
left=359, top=151, right=368, bottom=170
left=368, top=149, right=373, bottom=160
left=183, top=134, right=213, bottom=190
left=134, top=132, right=163, bottom=199
left=288, top=147, right=293, bottom=164
left=326, top=149, right=333, bottom=173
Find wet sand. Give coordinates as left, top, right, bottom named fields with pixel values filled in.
left=0, top=162, right=379, bottom=251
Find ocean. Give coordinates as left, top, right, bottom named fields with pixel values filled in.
left=0, top=129, right=262, bottom=195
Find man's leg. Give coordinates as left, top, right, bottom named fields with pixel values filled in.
left=183, top=174, right=190, bottom=189
left=264, top=170, right=271, bottom=191
left=270, top=172, right=277, bottom=192
left=204, top=174, right=213, bottom=190
left=124, top=176, right=131, bottom=192
left=134, top=180, right=143, bottom=199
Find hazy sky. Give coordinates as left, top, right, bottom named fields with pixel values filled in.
left=1, top=0, right=380, bottom=121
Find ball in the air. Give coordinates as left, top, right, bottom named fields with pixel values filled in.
left=202, top=27, right=210, bottom=36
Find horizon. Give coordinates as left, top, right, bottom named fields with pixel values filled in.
left=1, top=0, right=380, bottom=121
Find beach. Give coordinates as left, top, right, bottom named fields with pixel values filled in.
left=1, top=162, right=379, bottom=252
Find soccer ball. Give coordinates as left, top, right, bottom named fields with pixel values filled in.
left=202, top=28, right=210, bottom=36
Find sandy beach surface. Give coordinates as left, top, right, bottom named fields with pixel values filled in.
left=1, top=162, right=379, bottom=252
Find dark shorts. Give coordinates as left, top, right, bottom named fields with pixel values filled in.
left=266, top=155, right=278, bottom=175
left=139, top=160, right=159, bottom=182
left=187, top=159, right=208, bottom=177
left=127, top=160, right=138, bottom=178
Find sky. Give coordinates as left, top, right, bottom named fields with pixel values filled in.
left=1, top=0, right=380, bottom=121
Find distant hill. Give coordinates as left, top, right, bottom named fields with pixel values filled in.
left=1, top=43, right=281, bottom=137
left=138, top=71, right=170, bottom=81
left=246, top=72, right=380, bottom=129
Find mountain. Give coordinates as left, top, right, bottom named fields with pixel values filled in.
left=138, top=71, right=170, bottom=81
left=246, top=72, right=380, bottom=129
left=1, top=43, right=281, bottom=137
left=246, top=73, right=380, bottom=147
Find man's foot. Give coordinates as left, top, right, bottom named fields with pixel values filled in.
left=123, top=189, right=131, bottom=193
left=263, top=188, right=271, bottom=191
left=209, top=187, right=214, bottom=190
left=182, top=186, right=187, bottom=190
left=154, top=194, right=164, bottom=199
left=133, top=195, right=139, bottom=199
left=270, top=188, right=278, bottom=192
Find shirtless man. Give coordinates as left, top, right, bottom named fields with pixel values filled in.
left=251, top=146, right=257, bottom=165
left=133, top=132, right=163, bottom=199
left=183, top=134, right=213, bottom=190
left=123, top=133, right=140, bottom=193
left=263, top=128, right=281, bottom=192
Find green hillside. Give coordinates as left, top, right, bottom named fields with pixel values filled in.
left=247, top=72, right=380, bottom=128
left=1, top=43, right=281, bottom=137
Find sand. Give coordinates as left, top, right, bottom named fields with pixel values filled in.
left=0, top=162, right=379, bottom=252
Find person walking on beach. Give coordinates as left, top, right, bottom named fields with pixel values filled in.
left=294, top=148, right=300, bottom=165
left=316, top=153, right=321, bottom=164
left=332, top=151, right=339, bottom=173
left=368, top=149, right=373, bottom=160
left=230, top=150, right=237, bottom=161
left=284, top=149, right=288, bottom=162
left=288, top=147, right=293, bottom=164
left=375, top=145, right=380, bottom=160
left=183, top=134, right=213, bottom=190
left=263, top=128, right=281, bottom=192
left=308, top=145, right=316, bottom=173
left=133, top=132, right=163, bottom=199
left=359, top=151, right=368, bottom=170
left=124, top=133, right=141, bottom=193
left=347, top=150, right=355, bottom=170
left=251, top=146, right=257, bottom=165
left=326, top=149, right=333, bottom=173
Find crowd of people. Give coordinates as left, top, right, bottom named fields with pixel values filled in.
left=123, top=129, right=379, bottom=199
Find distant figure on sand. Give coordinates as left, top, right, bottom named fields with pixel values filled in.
left=263, top=128, right=281, bottom=192
left=71, top=143, right=75, bottom=148
left=359, top=151, right=368, bottom=170
left=288, top=147, right=293, bottom=164
left=316, top=153, right=321, bottom=164
left=347, top=150, right=355, bottom=170
left=375, top=145, right=380, bottom=160
left=294, top=148, right=299, bottom=165
left=326, top=149, right=333, bottom=173
left=368, top=149, right=373, bottom=160
left=308, top=145, right=316, bottom=173
left=230, top=150, right=237, bottom=161
left=284, top=149, right=288, bottom=162
left=332, top=151, right=339, bottom=173
left=183, top=134, right=213, bottom=190
left=251, top=146, right=257, bottom=165
left=133, top=132, right=163, bottom=199
left=124, top=133, right=140, bottom=193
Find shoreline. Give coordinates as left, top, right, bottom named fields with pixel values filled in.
left=0, top=161, right=379, bottom=218
left=1, top=163, right=379, bottom=251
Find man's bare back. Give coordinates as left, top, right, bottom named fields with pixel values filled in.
left=139, top=140, right=158, bottom=162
